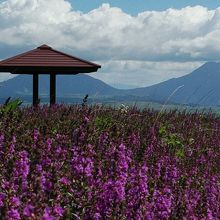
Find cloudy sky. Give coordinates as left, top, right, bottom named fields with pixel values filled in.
left=0, top=0, right=220, bottom=88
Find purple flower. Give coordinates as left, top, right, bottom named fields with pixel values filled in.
left=42, top=207, right=54, bottom=220
left=8, top=135, right=16, bottom=157
left=14, top=151, right=30, bottom=179
left=6, top=209, right=21, bottom=220
left=53, top=205, right=64, bottom=217
left=33, top=129, right=39, bottom=142
left=125, top=164, right=149, bottom=218
left=40, top=174, right=46, bottom=190
left=55, top=146, right=62, bottom=155
left=153, top=188, right=173, bottom=220
left=32, top=129, right=40, bottom=149
left=84, top=116, right=90, bottom=123
left=42, top=158, right=52, bottom=166
left=59, top=177, right=70, bottom=186
left=207, top=208, right=215, bottom=220
left=94, top=212, right=101, bottom=220
left=0, top=134, right=4, bottom=142
left=0, top=193, right=5, bottom=207
left=84, top=158, right=94, bottom=177
left=46, top=138, right=53, bottom=151
left=36, top=164, right=43, bottom=172
left=40, top=172, right=53, bottom=192
left=0, top=134, right=4, bottom=156
left=71, top=145, right=94, bottom=178
left=23, top=204, right=34, bottom=217
left=11, top=196, right=20, bottom=207
left=155, top=161, right=162, bottom=179
left=12, top=151, right=30, bottom=191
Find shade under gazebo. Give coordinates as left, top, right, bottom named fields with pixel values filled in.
left=0, top=44, right=101, bottom=105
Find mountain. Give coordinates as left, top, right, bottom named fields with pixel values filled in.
left=127, top=62, right=220, bottom=106
left=0, top=74, right=121, bottom=103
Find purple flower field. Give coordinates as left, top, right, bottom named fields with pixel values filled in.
left=0, top=105, right=219, bottom=219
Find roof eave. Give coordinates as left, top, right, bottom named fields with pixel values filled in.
left=0, top=66, right=100, bottom=74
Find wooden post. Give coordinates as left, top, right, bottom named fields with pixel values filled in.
left=50, top=74, right=56, bottom=105
left=33, top=74, right=39, bottom=106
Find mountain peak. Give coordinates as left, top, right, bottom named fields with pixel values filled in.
left=129, top=62, right=220, bottom=106
left=200, top=61, right=220, bottom=69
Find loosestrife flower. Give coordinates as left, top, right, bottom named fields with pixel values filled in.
left=59, top=177, right=70, bottom=186
left=23, top=204, right=34, bottom=217
left=6, top=209, right=21, bottom=220
left=42, top=208, right=54, bottom=220
left=13, top=151, right=30, bottom=190
left=184, top=188, right=201, bottom=218
left=84, top=116, right=90, bottom=123
left=10, top=196, right=20, bottom=207
left=7, top=135, right=16, bottom=159
left=0, top=134, right=4, bottom=157
left=33, top=129, right=40, bottom=142
left=46, top=138, right=53, bottom=151
left=32, top=129, right=40, bottom=148
left=0, top=193, right=5, bottom=207
left=71, top=145, right=94, bottom=178
left=53, top=205, right=64, bottom=217
left=126, top=164, right=149, bottom=218
left=40, top=172, right=53, bottom=192
left=94, top=212, right=101, bottom=220
left=115, top=144, right=130, bottom=201
left=36, top=164, right=43, bottom=172
left=152, top=188, right=173, bottom=220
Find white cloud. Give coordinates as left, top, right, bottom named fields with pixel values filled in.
left=0, top=1, right=219, bottom=87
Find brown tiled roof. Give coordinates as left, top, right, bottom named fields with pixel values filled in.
left=0, top=44, right=101, bottom=74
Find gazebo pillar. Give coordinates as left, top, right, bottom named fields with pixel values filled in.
left=33, top=74, right=39, bottom=106
left=50, top=74, right=56, bottom=105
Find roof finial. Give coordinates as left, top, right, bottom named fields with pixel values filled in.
left=37, top=44, right=52, bottom=50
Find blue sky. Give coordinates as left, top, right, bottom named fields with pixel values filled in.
left=71, top=0, right=220, bottom=15
left=1, top=0, right=220, bottom=88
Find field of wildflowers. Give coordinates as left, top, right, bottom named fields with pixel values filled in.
left=0, top=105, right=219, bottom=219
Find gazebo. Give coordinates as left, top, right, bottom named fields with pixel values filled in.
left=0, top=44, right=101, bottom=105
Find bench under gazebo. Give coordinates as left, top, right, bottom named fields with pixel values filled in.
left=0, top=44, right=101, bottom=105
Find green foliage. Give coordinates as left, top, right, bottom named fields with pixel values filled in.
left=52, top=127, right=58, bottom=134
left=166, top=133, right=184, bottom=149
left=94, top=115, right=114, bottom=131
left=159, top=125, right=167, bottom=137
left=159, top=124, right=185, bottom=158
left=175, top=148, right=185, bottom=159
left=0, top=97, right=22, bottom=116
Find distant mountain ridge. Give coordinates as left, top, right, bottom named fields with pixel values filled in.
left=127, top=62, right=220, bottom=106
left=1, top=62, right=220, bottom=106
left=0, top=74, right=121, bottom=99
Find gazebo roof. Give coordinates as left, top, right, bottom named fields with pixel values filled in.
left=0, top=44, right=101, bottom=74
